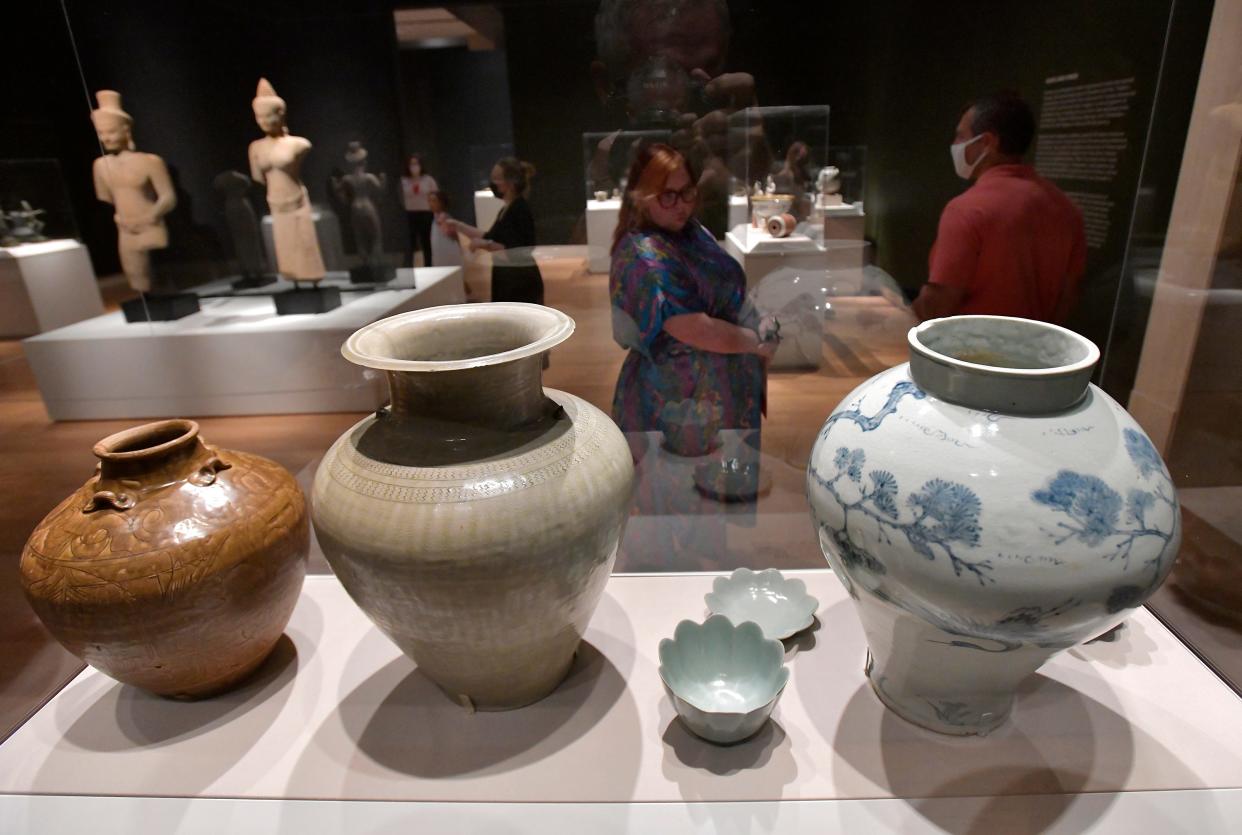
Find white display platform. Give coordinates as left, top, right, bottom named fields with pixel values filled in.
left=726, top=225, right=871, bottom=289
left=585, top=196, right=750, bottom=273
left=21, top=266, right=464, bottom=420
left=0, top=239, right=104, bottom=338
left=473, top=190, right=503, bottom=234
left=1, top=571, right=1239, bottom=834
left=260, top=207, right=347, bottom=272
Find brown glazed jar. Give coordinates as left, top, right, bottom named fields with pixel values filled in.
left=20, top=420, right=309, bottom=699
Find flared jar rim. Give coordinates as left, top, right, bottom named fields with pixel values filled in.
left=342, top=302, right=575, bottom=372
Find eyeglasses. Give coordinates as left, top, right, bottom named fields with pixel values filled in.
left=655, top=186, right=698, bottom=208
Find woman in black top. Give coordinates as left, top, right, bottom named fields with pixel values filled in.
left=449, top=157, right=543, bottom=304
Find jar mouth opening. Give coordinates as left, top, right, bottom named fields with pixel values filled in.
left=909, top=316, right=1099, bottom=377
left=94, top=419, right=199, bottom=460
left=343, top=303, right=575, bottom=372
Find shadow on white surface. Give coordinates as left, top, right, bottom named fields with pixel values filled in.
left=334, top=639, right=628, bottom=778
left=829, top=672, right=1139, bottom=833
left=38, top=633, right=303, bottom=795
left=660, top=713, right=791, bottom=776
left=57, top=635, right=301, bottom=753
left=279, top=589, right=643, bottom=800
left=1069, top=618, right=1161, bottom=669
left=657, top=697, right=798, bottom=833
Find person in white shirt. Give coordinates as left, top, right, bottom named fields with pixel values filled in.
left=400, top=154, right=438, bottom=266
left=428, top=190, right=463, bottom=267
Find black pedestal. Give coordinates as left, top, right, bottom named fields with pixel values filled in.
left=349, top=263, right=396, bottom=285
left=274, top=286, right=342, bottom=315
left=121, top=293, right=201, bottom=323
left=231, top=273, right=279, bottom=290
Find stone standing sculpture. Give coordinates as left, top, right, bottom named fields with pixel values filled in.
left=213, top=170, right=273, bottom=285
left=248, top=78, right=325, bottom=284
left=332, top=141, right=392, bottom=283
left=90, top=90, right=177, bottom=293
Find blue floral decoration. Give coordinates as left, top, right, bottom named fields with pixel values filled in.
left=1124, top=429, right=1164, bottom=479
left=810, top=447, right=993, bottom=585
left=1030, top=425, right=1177, bottom=598
left=1032, top=471, right=1123, bottom=547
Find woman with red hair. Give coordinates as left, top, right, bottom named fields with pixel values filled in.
left=609, top=143, right=776, bottom=432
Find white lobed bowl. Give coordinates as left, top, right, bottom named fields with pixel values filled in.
left=705, top=568, right=819, bottom=640
left=658, top=614, right=789, bottom=744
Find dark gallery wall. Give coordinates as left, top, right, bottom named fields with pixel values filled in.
left=396, top=46, right=516, bottom=228
left=497, top=0, right=1210, bottom=399
left=3, top=0, right=1212, bottom=400
left=20, top=0, right=410, bottom=279
left=2, top=3, right=119, bottom=273
left=502, top=1, right=607, bottom=244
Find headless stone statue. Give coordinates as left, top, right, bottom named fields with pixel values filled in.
left=90, top=90, right=176, bottom=293
left=213, top=170, right=270, bottom=280
left=333, top=141, right=392, bottom=283
left=248, top=78, right=325, bottom=284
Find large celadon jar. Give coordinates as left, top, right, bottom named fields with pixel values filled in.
left=312, top=303, right=634, bottom=710
left=806, top=316, right=1180, bottom=735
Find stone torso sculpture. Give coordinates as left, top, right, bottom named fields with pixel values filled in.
left=248, top=78, right=325, bottom=284
left=213, top=171, right=269, bottom=278
left=333, top=141, right=386, bottom=265
left=90, top=90, right=177, bottom=293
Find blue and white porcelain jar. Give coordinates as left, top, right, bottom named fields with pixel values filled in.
left=806, top=315, right=1180, bottom=735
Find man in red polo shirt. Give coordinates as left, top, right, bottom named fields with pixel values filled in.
left=913, top=92, right=1086, bottom=324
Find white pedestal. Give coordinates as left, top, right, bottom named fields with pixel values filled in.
left=2, top=571, right=1241, bottom=833
left=0, top=240, right=104, bottom=338
left=585, top=198, right=622, bottom=273
left=726, top=225, right=871, bottom=289
left=22, top=267, right=465, bottom=420
left=473, top=190, right=503, bottom=234
left=585, top=196, right=752, bottom=275
left=260, top=206, right=347, bottom=272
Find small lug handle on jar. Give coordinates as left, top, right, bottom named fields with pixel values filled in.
left=83, top=490, right=135, bottom=512
left=189, top=455, right=231, bottom=487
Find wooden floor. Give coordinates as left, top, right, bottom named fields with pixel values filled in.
left=0, top=257, right=915, bottom=739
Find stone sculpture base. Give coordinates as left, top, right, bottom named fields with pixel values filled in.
left=231, top=273, right=279, bottom=290
left=121, top=293, right=201, bottom=323
left=273, top=285, right=342, bottom=315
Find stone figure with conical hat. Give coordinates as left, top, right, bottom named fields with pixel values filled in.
left=248, top=78, right=325, bottom=284
left=332, top=141, right=391, bottom=282
left=90, top=90, right=177, bottom=293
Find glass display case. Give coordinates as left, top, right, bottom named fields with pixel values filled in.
left=722, top=105, right=870, bottom=289
left=2, top=0, right=1241, bottom=830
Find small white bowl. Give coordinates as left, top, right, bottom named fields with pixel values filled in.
left=658, top=615, right=789, bottom=745
left=705, top=568, right=819, bottom=640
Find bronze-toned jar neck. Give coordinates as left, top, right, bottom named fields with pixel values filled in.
left=386, top=354, right=551, bottom=429
left=93, top=420, right=209, bottom=484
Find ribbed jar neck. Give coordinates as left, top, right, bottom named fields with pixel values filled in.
left=386, top=354, right=547, bottom=428
left=93, top=419, right=209, bottom=484
left=907, top=316, right=1101, bottom=415
left=343, top=303, right=575, bottom=430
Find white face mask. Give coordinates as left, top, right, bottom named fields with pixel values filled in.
left=950, top=134, right=988, bottom=180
